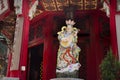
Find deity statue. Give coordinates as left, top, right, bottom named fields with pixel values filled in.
left=56, top=19, right=81, bottom=78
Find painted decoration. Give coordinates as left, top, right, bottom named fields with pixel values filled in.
left=56, top=20, right=81, bottom=78
left=42, top=0, right=97, bottom=11
left=102, top=1, right=110, bottom=17
left=117, top=0, right=120, bottom=11
left=0, top=0, right=10, bottom=20
left=0, top=0, right=9, bottom=15
left=0, top=42, right=8, bottom=78
left=29, top=0, right=38, bottom=20
left=14, top=0, right=23, bottom=15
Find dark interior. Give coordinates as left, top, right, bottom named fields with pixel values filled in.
left=28, top=44, right=43, bottom=80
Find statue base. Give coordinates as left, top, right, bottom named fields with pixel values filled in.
left=56, top=70, right=79, bottom=78
left=50, top=78, right=84, bottom=80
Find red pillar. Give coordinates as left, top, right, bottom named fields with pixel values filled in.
left=19, top=0, right=30, bottom=80
left=110, top=0, right=118, bottom=56
left=87, top=14, right=98, bottom=80
left=7, top=0, right=30, bottom=78
left=87, top=13, right=103, bottom=80
left=6, top=51, right=12, bottom=77
left=42, top=15, right=57, bottom=80
left=93, top=13, right=104, bottom=79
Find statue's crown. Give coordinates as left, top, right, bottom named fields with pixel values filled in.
left=65, top=19, right=75, bottom=26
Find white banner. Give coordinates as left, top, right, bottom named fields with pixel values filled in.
left=10, top=17, right=24, bottom=70
left=0, top=0, right=9, bottom=15
left=116, top=14, right=120, bottom=60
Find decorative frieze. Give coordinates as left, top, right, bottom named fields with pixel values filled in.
left=14, top=0, right=23, bottom=15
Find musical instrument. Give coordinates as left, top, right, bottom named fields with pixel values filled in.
left=60, top=34, right=73, bottom=48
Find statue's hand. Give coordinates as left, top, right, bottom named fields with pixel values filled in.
left=61, top=38, right=68, bottom=42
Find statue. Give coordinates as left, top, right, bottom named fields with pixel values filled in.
left=56, top=19, right=81, bottom=78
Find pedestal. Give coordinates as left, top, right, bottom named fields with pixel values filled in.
left=56, top=70, right=79, bottom=78
left=50, top=78, right=84, bottom=80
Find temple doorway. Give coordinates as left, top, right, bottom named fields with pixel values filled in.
left=54, top=14, right=110, bottom=79
left=27, top=44, right=43, bottom=80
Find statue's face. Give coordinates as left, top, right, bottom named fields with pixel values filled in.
left=66, top=25, right=73, bottom=33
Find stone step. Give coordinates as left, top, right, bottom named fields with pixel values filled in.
left=51, top=78, right=84, bottom=80
left=1, top=77, right=19, bottom=80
